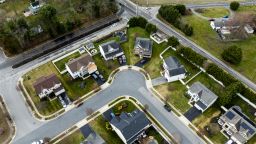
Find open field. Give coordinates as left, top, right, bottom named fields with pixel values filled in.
left=0, top=101, right=11, bottom=144
left=195, top=7, right=230, bottom=18
left=131, top=0, right=244, bottom=5
left=158, top=5, right=256, bottom=83
left=57, top=129, right=85, bottom=144
left=154, top=82, right=191, bottom=114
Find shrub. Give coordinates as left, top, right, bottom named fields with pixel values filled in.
left=206, top=63, right=237, bottom=86
left=168, top=36, right=179, bottom=47
left=128, top=16, right=148, bottom=28
left=177, top=47, right=207, bottom=67
left=159, top=5, right=181, bottom=24
left=217, top=82, right=242, bottom=106
left=230, top=1, right=240, bottom=11
left=183, top=24, right=193, bottom=36
left=174, top=4, right=186, bottom=15
left=145, top=23, right=157, bottom=33
left=221, top=45, right=242, bottom=65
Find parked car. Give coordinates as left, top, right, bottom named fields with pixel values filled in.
left=59, top=96, right=67, bottom=108
left=99, top=75, right=105, bottom=82
left=31, top=139, right=43, bottom=144
left=76, top=102, right=84, bottom=108
left=95, top=71, right=100, bottom=75
left=118, top=57, right=123, bottom=64
left=140, top=59, right=148, bottom=65
left=164, top=104, right=171, bottom=112
left=92, top=74, right=98, bottom=79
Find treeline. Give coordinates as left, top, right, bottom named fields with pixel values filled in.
left=158, top=4, right=193, bottom=36
left=128, top=17, right=157, bottom=34
left=0, top=0, right=117, bottom=56
left=175, top=46, right=256, bottom=105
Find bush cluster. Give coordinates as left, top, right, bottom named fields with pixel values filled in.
left=221, top=45, right=242, bottom=65
left=128, top=17, right=157, bottom=34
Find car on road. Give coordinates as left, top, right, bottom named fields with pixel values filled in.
left=31, top=139, right=43, bottom=144
left=164, top=104, right=172, bottom=112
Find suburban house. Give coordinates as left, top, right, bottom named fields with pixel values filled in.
left=80, top=124, right=105, bottom=144
left=65, top=54, right=97, bottom=79
left=33, top=74, right=65, bottom=99
left=134, top=37, right=153, bottom=58
left=150, top=30, right=168, bottom=44
left=187, top=82, right=218, bottom=112
left=99, top=40, right=124, bottom=60
left=218, top=106, right=256, bottom=144
left=163, top=56, right=186, bottom=82
left=29, top=0, right=41, bottom=14
left=110, top=109, right=151, bottom=144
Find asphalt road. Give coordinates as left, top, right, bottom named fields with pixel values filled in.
left=14, top=70, right=204, bottom=144
left=119, top=0, right=256, bottom=92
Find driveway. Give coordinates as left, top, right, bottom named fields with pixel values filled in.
left=134, top=58, right=150, bottom=67
left=152, top=76, right=168, bottom=86
left=13, top=70, right=205, bottom=144
left=184, top=106, right=202, bottom=122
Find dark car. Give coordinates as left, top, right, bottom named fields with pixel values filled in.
left=76, top=102, right=84, bottom=108
left=140, top=59, right=148, bottom=65
left=164, top=104, right=172, bottom=112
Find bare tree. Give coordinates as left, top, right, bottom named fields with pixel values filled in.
left=85, top=108, right=94, bottom=115
left=43, top=137, right=51, bottom=144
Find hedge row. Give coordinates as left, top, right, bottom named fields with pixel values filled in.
left=177, top=47, right=206, bottom=67
left=206, top=63, right=256, bottom=103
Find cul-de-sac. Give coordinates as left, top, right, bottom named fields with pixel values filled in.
left=0, top=0, right=256, bottom=144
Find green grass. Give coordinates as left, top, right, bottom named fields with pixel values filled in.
left=54, top=51, right=81, bottom=72
left=131, top=0, right=244, bottom=5
left=146, top=126, right=165, bottom=143
left=208, top=131, right=228, bottom=144
left=90, top=116, right=123, bottom=144
left=237, top=5, right=256, bottom=12
left=121, top=27, right=149, bottom=65
left=57, top=130, right=85, bottom=144
left=112, top=100, right=137, bottom=114
left=154, top=82, right=191, bottom=114
left=197, top=7, right=230, bottom=18
left=180, top=14, right=256, bottom=83
left=22, top=62, right=98, bottom=115
left=0, top=104, right=11, bottom=144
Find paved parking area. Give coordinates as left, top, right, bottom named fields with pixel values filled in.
left=91, top=71, right=106, bottom=86
left=184, top=106, right=202, bottom=122
left=117, top=55, right=127, bottom=66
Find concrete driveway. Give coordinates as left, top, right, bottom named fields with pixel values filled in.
left=13, top=70, right=205, bottom=144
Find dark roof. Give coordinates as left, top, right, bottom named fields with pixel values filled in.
left=66, top=54, right=94, bottom=73
left=102, top=108, right=114, bottom=121
left=31, top=1, right=39, bottom=7
left=135, top=37, right=152, bottom=56
left=110, top=110, right=151, bottom=143
left=33, top=74, right=60, bottom=95
left=80, top=124, right=93, bottom=138
left=164, top=56, right=186, bottom=76
left=100, top=40, right=123, bottom=59
left=196, top=101, right=207, bottom=110
left=226, top=111, right=236, bottom=120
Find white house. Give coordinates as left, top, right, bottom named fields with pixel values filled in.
left=163, top=56, right=186, bottom=82
left=110, top=110, right=151, bottom=144
left=99, top=40, right=124, bottom=61
left=187, top=82, right=218, bottom=112
left=66, top=54, right=97, bottom=79
left=33, top=74, right=65, bottom=99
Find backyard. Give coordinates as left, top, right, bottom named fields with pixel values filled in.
left=53, top=51, right=81, bottom=72
left=194, top=7, right=230, bottom=18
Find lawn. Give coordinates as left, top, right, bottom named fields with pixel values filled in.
left=112, top=100, right=137, bottom=114
left=54, top=51, right=81, bottom=72
left=146, top=126, right=166, bottom=143
left=131, top=0, right=244, bottom=5
left=121, top=27, right=149, bottom=65
left=22, top=62, right=98, bottom=115
left=89, top=115, right=123, bottom=144
left=237, top=5, right=256, bottom=12
left=154, top=82, right=191, bottom=114
left=0, top=103, right=11, bottom=144
left=196, top=7, right=230, bottom=18
left=192, top=106, right=228, bottom=144
left=179, top=12, right=256, bottom=83
left=57, top=130, right=85, bottom=144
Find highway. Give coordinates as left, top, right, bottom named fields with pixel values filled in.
left=118, top=0, right=256, bottom=92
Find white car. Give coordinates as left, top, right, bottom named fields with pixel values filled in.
left=0, top=0, right=6, bottom=4
left=31, top=139, right=43, bottom=144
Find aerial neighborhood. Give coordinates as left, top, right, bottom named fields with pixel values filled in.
left=0, top=0, right=256, bottom=144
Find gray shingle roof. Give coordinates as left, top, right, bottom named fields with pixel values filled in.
left=100, top=40, right=123, bottom=59
left=110, top=110, right=151, bottom=143
left=66, top=54, right=94, bottom=73
left=134, top=37, right=152, bottom=56
left=164, top=56, right=186, bottom=76
left=33, top=74, right=61, bottom=95
left=189, top=82, right=218, bottom=107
